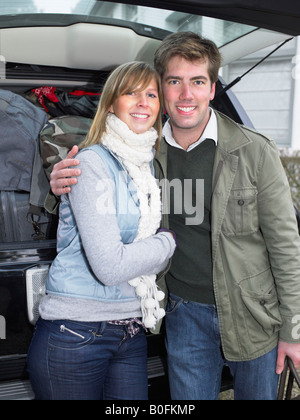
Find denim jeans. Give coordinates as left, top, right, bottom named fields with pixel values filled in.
left=165, top=293, right=279, bottom=400
left=27, top=318, right=148, bottom=400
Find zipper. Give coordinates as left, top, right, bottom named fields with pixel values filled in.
left=60, top=324, right=85, bottom=339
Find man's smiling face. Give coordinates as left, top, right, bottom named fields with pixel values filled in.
left=162, top=55, right=216, bottom=148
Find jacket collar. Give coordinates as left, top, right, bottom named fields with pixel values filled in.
left=163, top=107, right=218, bottom=150
left=156, top=110, right=253, bottom=168
left=215, top=111, right=253, bottom=153
left=157, top=110, right=252, bottom=161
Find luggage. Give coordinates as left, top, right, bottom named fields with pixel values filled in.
left=39, top=115, right=93, bottom=181
left=31, top=87, right=101, bottom=119
left=277, top=357, right=300, bottom=400
left=0, top=89, right=48, bottom=193
left=0, top=191, right=56, bottom=242
left=0, top=89, right=57, bottom=242
left=0, top=89, right=96, bottom=243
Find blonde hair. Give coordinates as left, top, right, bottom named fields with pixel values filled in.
left=80, top=61, right=163, bottom=151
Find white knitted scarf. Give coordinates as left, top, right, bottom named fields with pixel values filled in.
left=102, top=113, right=165, bottom=329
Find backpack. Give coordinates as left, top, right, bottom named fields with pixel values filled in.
left=0, top=89, right=55, bottom=242
left=39, top=115, right=93, bottom=181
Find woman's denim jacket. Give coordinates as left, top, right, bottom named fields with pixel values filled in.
left=46, top=145, right=140, bottom=303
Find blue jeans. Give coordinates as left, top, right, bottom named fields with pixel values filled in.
left=27, top=318, right=148, bottom=400
left=165, top=293, right=279, bottom=400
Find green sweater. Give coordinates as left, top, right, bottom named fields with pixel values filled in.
left=166, top=139, right=216, bottom=304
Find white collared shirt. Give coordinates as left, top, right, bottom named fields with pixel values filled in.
left=163, top=108, right=218, bottom=152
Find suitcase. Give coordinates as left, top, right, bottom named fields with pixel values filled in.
left=0, top=89, right=57, bottom=243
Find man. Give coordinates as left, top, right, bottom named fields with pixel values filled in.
left=48, top=32, right=300, bottom=400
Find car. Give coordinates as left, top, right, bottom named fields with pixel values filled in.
left=0, top=0, right=300, bottom=401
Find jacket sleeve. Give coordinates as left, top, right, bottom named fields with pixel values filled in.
left=257, top=140, right=300, bottom=343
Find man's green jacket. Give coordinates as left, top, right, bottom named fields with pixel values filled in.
left=154, top=111, right=300, bottom=362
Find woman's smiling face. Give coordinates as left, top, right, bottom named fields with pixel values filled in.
left=109, top=78, right=160, bottom=134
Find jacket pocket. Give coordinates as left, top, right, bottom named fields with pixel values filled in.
left=222, top=187, right=258, bottom=236
left=240, top=286, right=283, bottom=340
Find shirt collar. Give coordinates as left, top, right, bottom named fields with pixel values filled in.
left=163, top=108, right=218, bottom=152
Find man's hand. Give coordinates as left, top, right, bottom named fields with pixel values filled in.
left=50, top=145, right=81, bottom=196
left=276, top=341, right=300, bottom=374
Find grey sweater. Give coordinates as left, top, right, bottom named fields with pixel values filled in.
left=40, top=150, right=176, bottom=322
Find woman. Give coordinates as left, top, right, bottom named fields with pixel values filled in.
left=27, top=62, right=176, bottom=400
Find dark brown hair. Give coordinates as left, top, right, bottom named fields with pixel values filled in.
left=154, top=32, right=222, bottom=84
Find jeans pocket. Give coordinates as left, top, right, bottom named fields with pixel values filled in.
left=48, top=322, right=95, bottom=350
left=166, top=293, right=184, bottom=315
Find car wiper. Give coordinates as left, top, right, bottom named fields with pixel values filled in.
left=215, top=37, right=294, bottom=99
